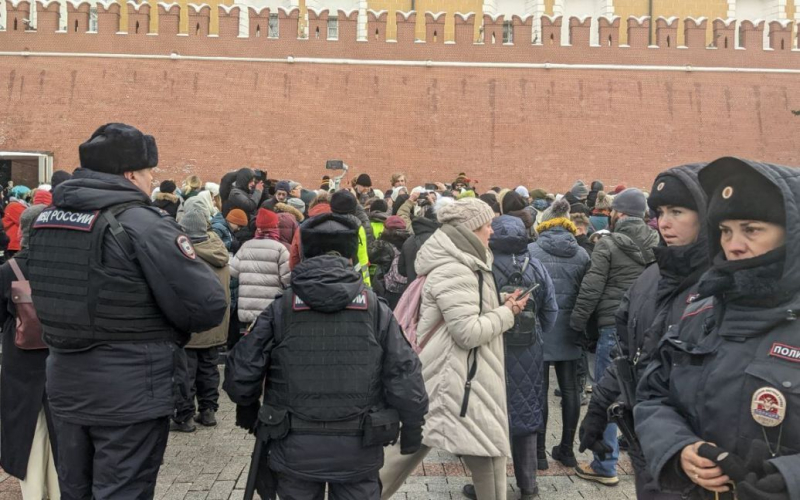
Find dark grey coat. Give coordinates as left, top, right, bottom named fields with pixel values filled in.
left=570, top=217, right=659, bottom=331
left=529, top=226, right=591, bottom=361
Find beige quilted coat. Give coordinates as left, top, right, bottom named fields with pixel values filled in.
left=415, top=229, right=515, bottom=458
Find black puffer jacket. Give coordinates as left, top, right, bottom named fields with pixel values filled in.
left=570, top=217, right=659, bottom=330
left=529, top=224, right=590, bottom=361
left=398, top=217, right=439, bottom=282
left=223, top=255, right=428, bottom=482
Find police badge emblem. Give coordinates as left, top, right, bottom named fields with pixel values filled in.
left=751, top=387, right=787, bottom=428
left=176, top=235, right=197, bottom=260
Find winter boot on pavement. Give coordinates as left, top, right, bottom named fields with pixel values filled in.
left=194, top=409, right=217, bottom=427
left=170, top=419, right=196, bottom=433
left=536, top=437, right=549, bottom=470
left=551, top=445, right=578, bottom=468
left=461, top=484, right=523, bottom=499
left=574, top=463, right=620, bottom=486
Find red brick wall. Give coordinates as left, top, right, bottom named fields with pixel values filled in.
left=1, top=6, right=799, bottom=192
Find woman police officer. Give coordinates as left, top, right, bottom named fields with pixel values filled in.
left=635, top=157, right=799, bottom=500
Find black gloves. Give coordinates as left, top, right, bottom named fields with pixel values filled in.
left=696, top=441, right=788, bottom=500
left=578, top=402, right=612, bottom=460
left=697, top=443, right=749, bottom=482
left=400, top=424, right=423, bottom=455
left=235, top=402, right=261, bottom=434
left=738, top=462, right=789, bottom=500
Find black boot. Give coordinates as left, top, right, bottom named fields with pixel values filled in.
left=552, top=445, right=577, bottom=468
left=194, top=409, right=217, bottom=427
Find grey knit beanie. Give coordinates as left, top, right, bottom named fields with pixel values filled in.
left=287, top=197, right=306, bottom=214
left=570, top=180, right=590, bottom=201
left=181, top=209, right=209, bottom=238
left=541, top=198, right=571, bottom=222
left=20, top=204, right=47, bottom=250
left=612, top=188, right=647, bottom=218
left=437, top=197, right=494, bottom=231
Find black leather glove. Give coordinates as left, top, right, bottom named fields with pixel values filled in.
left=400, top=424, right=423, bottom=455
left=235, top=402, right=261, bottom=434
left=737, top=462, right=789, bottom=500
left=578, top=402, right=612, bottom=460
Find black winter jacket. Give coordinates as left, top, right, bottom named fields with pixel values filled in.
left=224, top=255, right=428, bottom=482
left=43, top=169, right=228, bottom=426
left=570, top=217, right=659, bottom=330
left=398, top=217, right=439, bottom=282
left=529, top=225, right=591, bottom=361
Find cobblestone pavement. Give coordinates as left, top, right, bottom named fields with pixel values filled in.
left=0, top=369, right=636, bottom=499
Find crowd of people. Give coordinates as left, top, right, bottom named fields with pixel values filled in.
left=0, top=122, right=796, bottom=500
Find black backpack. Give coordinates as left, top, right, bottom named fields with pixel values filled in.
left=499, top=256, right=540, bottom=347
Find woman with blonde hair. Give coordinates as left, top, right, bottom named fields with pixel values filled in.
left=182, top=175, right=203, bottom=200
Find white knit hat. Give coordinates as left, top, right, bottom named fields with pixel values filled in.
left=437, top=197, right=494, bottom=231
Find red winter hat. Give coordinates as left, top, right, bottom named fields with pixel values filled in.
left=33, top=189, right=53, bottom=206
left=256, top=208, right=279, bottom=230
left=613, top=184, right=627, bottom=195
left=384, top=215, right=406, bottom=231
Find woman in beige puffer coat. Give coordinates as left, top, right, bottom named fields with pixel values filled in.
left=381, top=198, right=529, bottom=500
left=230, top=208, right=290, bottom=324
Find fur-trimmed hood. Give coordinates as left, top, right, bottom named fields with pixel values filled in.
left=536, top=217, right=577, bottom=235
left=155, top=191, right=179, bottom=204
left=274, top=202, right=304, bottom=222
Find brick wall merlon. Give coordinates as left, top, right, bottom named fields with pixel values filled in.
left=453, top=11, right=475, bottom=43
left=684, top=17, right=708, bottom=49
left=568, top=16, right=591, bottom=46
left=540, top=14, right=561, bottom=45
left=598, top=15, right=620, bottom=47
left=655, top=16, right=678, bottom=48
left=367, top=9, right=387, bottom=41
left=768, top=19, right=792, bottom=50
left=712, top=17, right=735, bottom=49
left=626, top=15, right=650, bottom=47
left=739, top=19, right=765, bottom=50
left=425, top=11, right=445, bottom=43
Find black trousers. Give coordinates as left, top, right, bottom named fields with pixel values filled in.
left=275, top=472, right=381, bottom=500
left=51, top=416, right=169, bottom=500
left=539, top=360, right=581, bottom=452
left=174, top=347, right=220, bottom=422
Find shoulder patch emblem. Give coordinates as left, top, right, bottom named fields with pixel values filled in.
left=770, top=342, right=800, bottom=363
left=345, top=291, right=369, bottom=310
left=33, top=208, right=100, bottom=232
left=751, top=387, right=786, bottom=427
left=176, top=235, right=196, bottom=260
left=293, top=294, right=311, bottom=311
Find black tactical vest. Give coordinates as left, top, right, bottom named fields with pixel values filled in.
left=265, top=289, right=384, bottom=423
left=27, top=202, right=175, bottom=349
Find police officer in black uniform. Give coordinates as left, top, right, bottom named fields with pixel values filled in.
left=28, top=123, right=228, bottom=499
left=224, top=212, right=428, bottom=500
left=636, top=157, right=800, bottom=500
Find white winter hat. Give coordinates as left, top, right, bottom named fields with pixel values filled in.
left=437, top=197, right=494, bottom=231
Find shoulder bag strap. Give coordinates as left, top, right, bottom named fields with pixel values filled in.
left=460, top=271, right=483, bottom=418
left=102, top=202, right=142, bottom=263
left=8, top=258, right=25, bottom=281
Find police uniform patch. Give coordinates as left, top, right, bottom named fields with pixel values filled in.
left=345, top=291, right=369, bottom=310
left=293, top=294, right=311, bottom=311
left=770, top=342, right=800, bottom=363
left=33, top=208, right=100, bottom=232
left=176, top=235, right=196, bottom=260
left=751, top=387, right=786, bottom=428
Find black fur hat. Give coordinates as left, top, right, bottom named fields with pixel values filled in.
left=301, top=212, right=360, bottom=261
left=79, top=123, right=158, bottom=174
